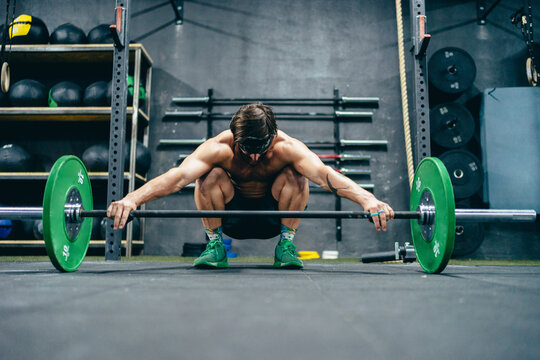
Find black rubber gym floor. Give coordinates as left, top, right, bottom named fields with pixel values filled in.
left=1, top=261, right=539, bottom=360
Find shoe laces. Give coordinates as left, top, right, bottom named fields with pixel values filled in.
left=202, top=240, right=222, bottom=254
left=281, top=240, right=299, bottom=256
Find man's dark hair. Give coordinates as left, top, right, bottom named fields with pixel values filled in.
left=230, top=103, right=278, bottom=144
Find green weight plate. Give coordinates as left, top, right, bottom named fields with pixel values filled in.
left=410, top=157, right=456, bottom=274
left=43, top=156, right=93, bottom=272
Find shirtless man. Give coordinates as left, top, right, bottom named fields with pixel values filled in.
left=107, top=103, right=394, bottom=269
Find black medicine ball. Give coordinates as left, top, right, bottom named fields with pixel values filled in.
left=0, top=144, right=33, bottom=172
left=83, top=81, right=109, bottom=106
left=87, top=24, right=113, bottom=44
left=82, top=143, right=109, bottom=172
left=9, top=79, right=48, bottom=107
left=50, top=23, right=87, bottom=44
left=9, top=15, right=49, bottom=44
left=49, top=81, right=83, bottom=107
left=124, top=141, right=151, bottom=175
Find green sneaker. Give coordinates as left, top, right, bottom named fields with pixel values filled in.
left=193, top=240, right=228, bottom=268
left=273, top=239, right=304, bottom=269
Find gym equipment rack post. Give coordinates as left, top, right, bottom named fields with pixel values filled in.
left=410, top=0, right=431, bottom=163
left=106, top=0, right=131, bottom=260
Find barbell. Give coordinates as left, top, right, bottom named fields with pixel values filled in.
left=0, top=155, right=536, bottom=273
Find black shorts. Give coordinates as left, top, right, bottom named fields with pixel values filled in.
left=222, top=191, right=281, bottom=239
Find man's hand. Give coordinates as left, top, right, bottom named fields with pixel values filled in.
left=363, top=198, right=395, bottom=232
left=106, top=197, right=138, bottom=230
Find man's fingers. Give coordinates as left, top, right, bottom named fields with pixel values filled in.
left=380, top=212, right=387, bottom=231
left=119, top=207, right=132, bottom=229
left=370, top=211, right=381, bottom=231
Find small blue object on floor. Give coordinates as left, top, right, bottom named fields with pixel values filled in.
left=223, top=238, right=236, bottom=258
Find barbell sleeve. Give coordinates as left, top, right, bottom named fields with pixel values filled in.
left=454, top=209, right=537, bottom=222
left=334, top=111, right=374, bottom=118
left=0, top=207, right=43, bottom=219
left=171, top=96, right=210, bottom=104
left=340, top=96, right=380, bottom=104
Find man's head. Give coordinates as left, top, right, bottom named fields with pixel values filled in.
left=230, top=103, right=277, bottom=155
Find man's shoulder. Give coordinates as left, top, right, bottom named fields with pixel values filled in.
left=275, top=130, right=305, bottom=149
left=207, top=130, right=234, bottom=149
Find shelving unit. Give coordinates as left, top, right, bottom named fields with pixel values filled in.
left=0, top=44, right=153, bottom=254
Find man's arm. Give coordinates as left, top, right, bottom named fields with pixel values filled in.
left=286, top=139, right=395, bottom=231
left=107, top=139, right=229, bottom=229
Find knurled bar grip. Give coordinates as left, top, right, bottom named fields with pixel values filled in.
left=81, top=210, right=421, bottom=219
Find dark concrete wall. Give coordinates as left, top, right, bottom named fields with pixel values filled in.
left=7, top=0, right=539, bottom=258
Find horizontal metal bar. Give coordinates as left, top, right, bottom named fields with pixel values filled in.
left=0, top=207, right=43, bottom=219
left=160, top=139, right=206, bottom=146
left=337, top=168, right=371, bottom=175
left=82, top=210, right=419, bottom=220
left=340, top=140, right=388, bottom=146
left=303, top=140, right=388, bottom=147
left=341, top=96, right=380, bottom=104
left=171, top=96, right=380, bottom=105
left=171, top=96, right=210, bottom=104
left=455, top=209, right=537, bottom=222
left=179, top=183, right=375, bottom=191
left=161, top=139, right=387, bottom=147
left=334, top=111, right=373, bottom=118
left=164, top=110, right=205, bottom=117
left=163, top=110, right=374, bottom=120
left=1, top=207, right=535, bottom=223
left=317, top=154, right=371, bottom=161
left=178, top=153, right=372, bottom=161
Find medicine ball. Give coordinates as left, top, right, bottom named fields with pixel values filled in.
left=49, top=81, right=83, bottom=107
left=82, top=143, right=109, bottom=171
left=83, top=81, right=109, bottom=106
left=125, top=141, right=151, bottom=175
left=8, top=79, right=48, bottom=107
left=50, top=23, right=87, bottom=44
left=106, top=76, right=146, bottom=107
left=9, top=15, right=49, bottom=45
left=87, top=24, right=113, bottom=44
left=0, top=219, right=13, bottom=239
left=0, top=144, right=33, bottom=171
left=100, top=217, right=141, bottom=240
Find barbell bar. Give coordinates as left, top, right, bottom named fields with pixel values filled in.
left=163, top=110, right=374, bottom=120
left=159, top=138, right=389, bottom=147
left=0, top=155, right=536, bottom=274
left=0, top=207, right=535, bottom=223
left=171, top=96, right=380, bottom=106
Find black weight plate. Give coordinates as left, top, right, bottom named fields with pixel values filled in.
left=452, top=222, right=485, bottom=257
left=439, top=150, right=484, bottom=199
left=429, top=47, right=476, bottom=94
left=430, top=103, right=475, bottom=148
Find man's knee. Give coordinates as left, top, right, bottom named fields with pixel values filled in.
left=196, top=167, right=229, bottom=193
left=277, top=166, right=308, bottom=191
